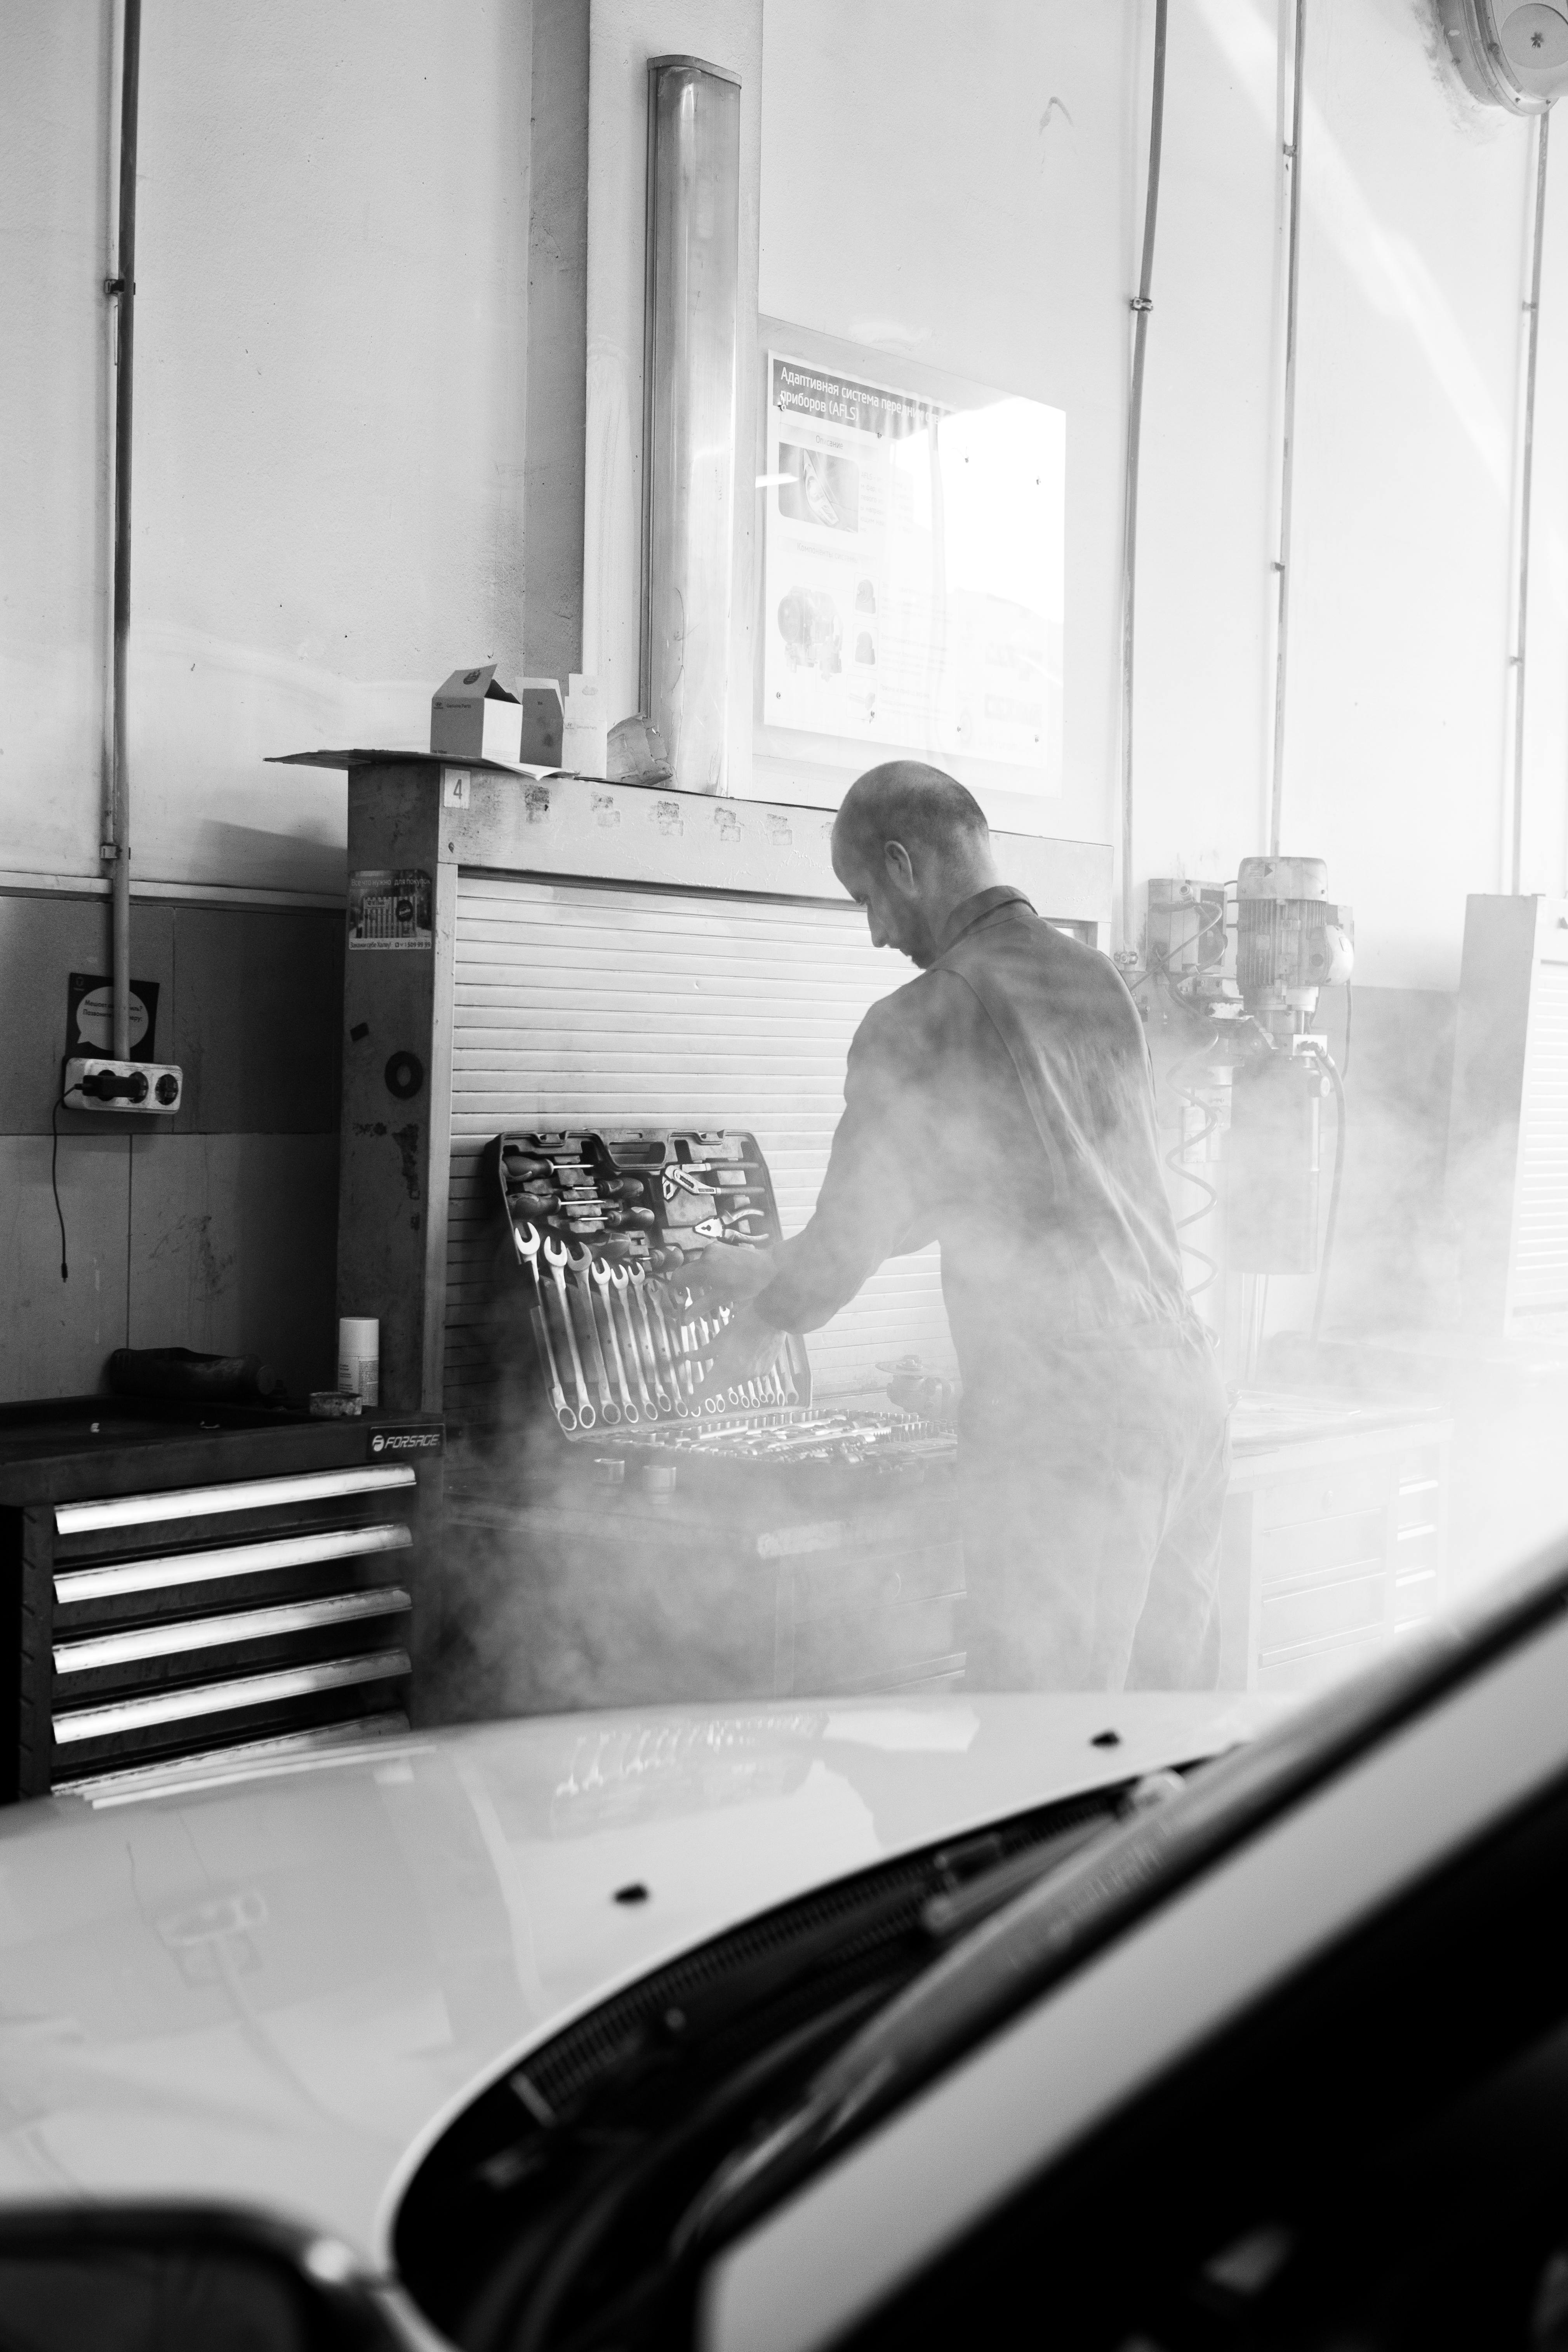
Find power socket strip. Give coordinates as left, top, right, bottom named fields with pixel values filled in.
left=63, top=1057, right=183, bottom=1114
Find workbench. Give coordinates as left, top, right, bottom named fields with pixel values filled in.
left=439, top=1441, right=964, bottom=1715
left=441, top=1389, right=1451, bottom=1713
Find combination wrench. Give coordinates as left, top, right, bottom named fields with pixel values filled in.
left=513, top=1221, right=577, bottom=1431
left=542, top=1236, right=596, bottom=1430
left=608, top=1264, right=658, bottom=1420
left=590, top=1258, right=639, bottom=1423
left=565, top=1245, right=620, bottom=1425
left=626, top=1265, right=676, bottom=1416
left=644, top=1282, right=689, bottom=1416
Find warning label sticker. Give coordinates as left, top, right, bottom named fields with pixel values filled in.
left=348, top=869, right=433, bottom=951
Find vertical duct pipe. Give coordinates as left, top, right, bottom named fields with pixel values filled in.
left=108, top=0, right=142, bottom=1059
left=641, top=56, right=741, bottom=797
left=1119, top=0, right=1168, bottom=952
left=1511, top=108, right=1550, bottom=897
left=1269, top=0, right=1306, bottom=862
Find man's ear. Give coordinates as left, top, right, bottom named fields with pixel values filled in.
left=883, top=839, right=918, bottom=896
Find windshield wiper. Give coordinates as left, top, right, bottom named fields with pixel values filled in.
left=919, top=1776, right=1179, bottom=1942
left=673, top=1771, right=1191, bottom=2256
left=678, top=1592, right=1534, bottom=2256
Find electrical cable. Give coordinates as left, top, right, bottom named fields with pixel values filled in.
left=50, top=1096, right=70, bottom=1283
left=1164, top=1031, right=1221, bottom=1297
left=1340, top=978, right=1353, bottom=1079
left=1118, top=0, right=1169, bottom=951
left=1310, top=1050, right=1347, bottom=1344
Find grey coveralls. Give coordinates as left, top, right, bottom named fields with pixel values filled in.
left=752, top=886, right=1231, bottom=1691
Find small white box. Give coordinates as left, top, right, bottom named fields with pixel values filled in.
left=430, top=665, right=523, bottom=766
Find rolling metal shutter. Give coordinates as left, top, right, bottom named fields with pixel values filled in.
left=443, top=873, right=956, bottom=1412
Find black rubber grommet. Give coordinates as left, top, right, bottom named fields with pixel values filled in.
left=384, top=1050, right=424, bottom=1100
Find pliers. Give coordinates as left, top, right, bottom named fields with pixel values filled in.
left=661, top=1164, right=754, bottom=1200
left=690, top=1208, right=768, bottom=1240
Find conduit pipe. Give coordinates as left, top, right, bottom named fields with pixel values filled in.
left=106, top=0, right=142, bottom=1059
left=1118, top=0, right=1169, bottom=953
left=1268, top=0, right=1306, bottom=861
left=1511, top=109, right=1550, bottom=897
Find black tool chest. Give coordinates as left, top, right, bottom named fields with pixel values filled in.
left=442, top=1126, right=965, bottom=1708
left=0, top=1401, right=442, bottom=1800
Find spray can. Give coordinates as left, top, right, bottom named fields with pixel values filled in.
left=337, top=1316, right=380, bottom=1408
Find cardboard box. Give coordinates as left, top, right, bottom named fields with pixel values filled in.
left=430, top=665, right=523, bottom=765
left=517, top=678, right=565, bottom=767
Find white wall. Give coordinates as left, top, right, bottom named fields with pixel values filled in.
left=9, top=0, right=1567, bottom=989
left=0, top=3, right=114, bottom=884
left=2, top=0, right=532, bottom=897
left=756, top=0, right=1568, bottom=987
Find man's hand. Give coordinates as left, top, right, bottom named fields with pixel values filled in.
left=679, top=1243, right=778, bottom=1317
left=699, top=1302, right=788, bottom=1400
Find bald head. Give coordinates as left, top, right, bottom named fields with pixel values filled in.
left=832, top=761, right=1000, bottom=967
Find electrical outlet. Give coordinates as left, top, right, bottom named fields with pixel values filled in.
left=63, top=1058, right=183, bottom=1114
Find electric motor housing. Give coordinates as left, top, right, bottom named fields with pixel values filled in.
left=1235, top=857, right=1354, bottom=1031
left=1435, top=0, right=1568, bottom=112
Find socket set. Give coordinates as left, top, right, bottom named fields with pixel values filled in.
left=592, top=1408, right=952, bottom=1477
left=487, top=1127, right=811, bottom=1434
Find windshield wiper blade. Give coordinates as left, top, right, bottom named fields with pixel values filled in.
left=679, top=1768, right=1207, bottom=2251
left=920, top=1807, right=1135, bottom=1941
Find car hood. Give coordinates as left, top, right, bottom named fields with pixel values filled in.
left=0, top=1692, right=1279, bottom=2267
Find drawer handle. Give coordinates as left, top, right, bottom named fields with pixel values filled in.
left=55, top=1466, right=416, bottom=1537
left=54, top=1585, right=411, bottom=1675
left=53, top=1650, right=410, bottom=1743
left=55, top=1521, right=412, bottom=1606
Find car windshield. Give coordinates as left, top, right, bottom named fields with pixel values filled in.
left=685, top=1542, right=1568, bottom=2243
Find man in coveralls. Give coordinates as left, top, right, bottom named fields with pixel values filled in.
left=701, top=761, right=1231, bottom=1690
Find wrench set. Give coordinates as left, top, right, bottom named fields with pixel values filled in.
left=486, top=1125, right=954, bottom=1485
left=490, top=1126, right=809, bottom=1437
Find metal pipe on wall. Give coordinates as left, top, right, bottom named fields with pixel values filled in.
left=641, top=55, right=741, bottom=797
left=1118, top=0, right=1169, bottom=953
left=1269, top=0, right=1307, bottom=862
left=107, top=0, right=142, bottom=1059
left=1511, top=108, right=1550, bottom=897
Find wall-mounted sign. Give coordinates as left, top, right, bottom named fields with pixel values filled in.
left=761, top=351, right=1065, bottom=791
left=348, top=869, right=433, bottom=951
left=66, top=973, right=160, bottom=1057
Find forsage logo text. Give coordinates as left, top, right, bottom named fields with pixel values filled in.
left=371, top=1431, right=442, bottom=1453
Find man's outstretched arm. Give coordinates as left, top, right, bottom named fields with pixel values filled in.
left=751, top=988, right=939, bottom=1333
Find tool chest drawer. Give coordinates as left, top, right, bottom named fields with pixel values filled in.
left=0, top=1410, right=443, bottom=1800
left=1253, top=1458, right=1397, bottom=1532
left=1255, top=1505, right=1390, bottom=1585
left=1220, top=1402, right=1451, bottom=1697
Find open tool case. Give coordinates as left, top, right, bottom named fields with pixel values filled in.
left=483, top=1126, right=953, bottom=1497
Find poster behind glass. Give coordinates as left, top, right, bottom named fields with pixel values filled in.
left=761, top=353, right=1066, bottom=794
